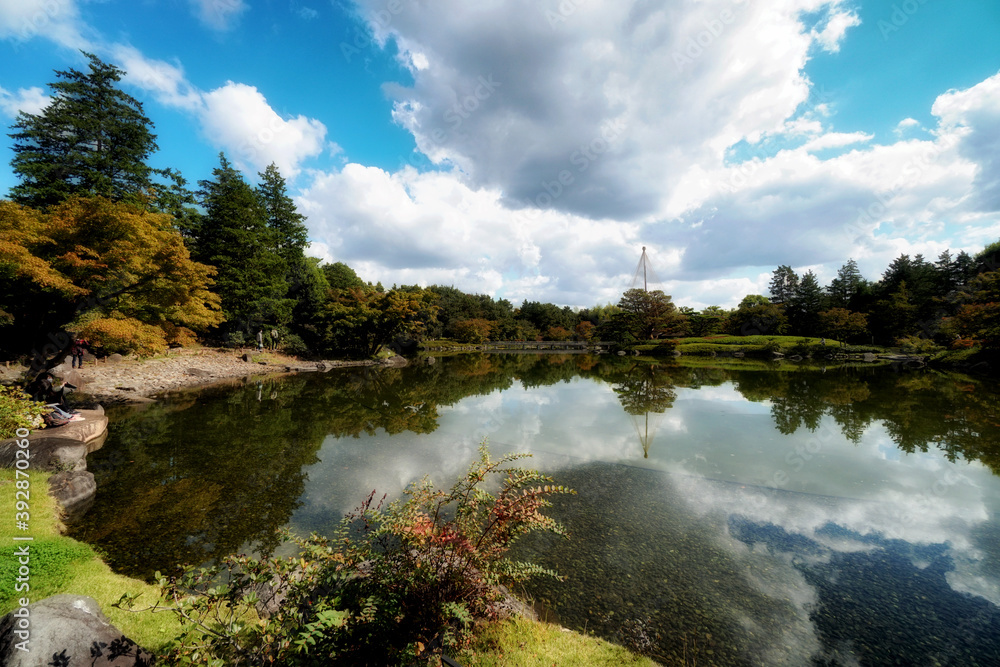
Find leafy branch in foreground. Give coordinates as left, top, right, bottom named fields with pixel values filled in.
left=119, top=442, right=573, bottom=666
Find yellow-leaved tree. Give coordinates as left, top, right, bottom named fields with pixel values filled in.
left=0, top=196, right=223, bottom=365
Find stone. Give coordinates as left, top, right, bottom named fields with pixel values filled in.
left=425, top=356, right=436, bottom=365
left=51, top=362, right=72, bottom=375
left=47, top=471, right=97, bottom=522
left=863, top=353, right=878, bottom=362
left=184, top=368, right=212, bottom=377
left=107, top=354, right=124, bottom=364
left=0, top=595, right=152, bottom=666
left=0, top=409, right=108, bottom=472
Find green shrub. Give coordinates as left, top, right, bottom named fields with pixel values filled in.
left=281, top=333, right=310, bottom=356
left=0, top=385, right=48, bottom=438
left=224, top=330, right=247, bottom=348
left=132, top=443, right=573, bottom=665
left=896, top=336, right=944, bottom=355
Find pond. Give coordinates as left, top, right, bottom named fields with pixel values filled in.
left=71, top=354, right=1000, bottom=665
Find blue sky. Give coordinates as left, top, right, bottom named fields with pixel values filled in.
left=2, top=0, right=999, bottom=309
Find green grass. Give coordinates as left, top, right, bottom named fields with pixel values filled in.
left=458, top=617, right=662, bottom=667
left=0, top=470, right=181, bottom=653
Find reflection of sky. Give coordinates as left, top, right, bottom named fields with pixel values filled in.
left=290, top=370, right=1000, bottom=660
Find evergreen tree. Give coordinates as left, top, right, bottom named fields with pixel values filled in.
left=768, top=265, right=799, bottom=305
left=789, top=271, right=824, bottom=335
left=827, top=259, right=865, bottom=309
left=196, top=154, right=293, bottom=336
left=257, top=163, right=308, bottom=263
left=8, top=52, right=159, bottom=208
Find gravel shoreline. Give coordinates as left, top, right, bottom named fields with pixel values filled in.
left=40, top=348, right=386, bottom=405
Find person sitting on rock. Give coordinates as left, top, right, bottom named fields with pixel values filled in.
left=25, top=372, right=76, bottom=407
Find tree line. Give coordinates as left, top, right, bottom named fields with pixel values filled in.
left=3, top=53, right=1000, bottom=366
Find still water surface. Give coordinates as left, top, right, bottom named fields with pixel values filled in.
left=73, top=354, right=1000, bottom=665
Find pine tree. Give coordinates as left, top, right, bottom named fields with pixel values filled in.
left=196, top=154, right=293, bottom=336
left=827, top=259, right=864, bottom=308
left=8, top=52, right=159, bottom=208
left=789, top=271, right=824, bottom=335
left=768, top=265, right=799, bottom=305
left=257, top=163, right=308, bottom=263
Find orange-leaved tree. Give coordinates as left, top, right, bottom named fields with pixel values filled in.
left=0, top=196, right=223, bottom=365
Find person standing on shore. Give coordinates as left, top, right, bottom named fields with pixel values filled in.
left=71, top=338, right=88, bottom=368
left=256, top=329, right=264, bottom=352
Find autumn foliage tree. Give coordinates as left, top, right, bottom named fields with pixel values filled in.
left=0, top=197, right=222, bottom=363
left=955, top=271, right=1000, bottom=349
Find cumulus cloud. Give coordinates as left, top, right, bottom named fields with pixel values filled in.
left=0, top=0, right=90, bottom=48
left=188, top=0, right=248, bottom=31
left=354, top=0, right=858, bottom=222
left=111, top=45, right=202, bottom=111
left=932, top=72, right=1000, bottom=212
left=0, top=85, right=48, bottom=117
left=297, top=61, right=1000, bottom=306
left=296, top=164, right=642, bottom=305
left=201, top=82, right=328, bottom=177
left=108, top=47, right=329, bottom=178
left=810, top=6, right=861, bottom=53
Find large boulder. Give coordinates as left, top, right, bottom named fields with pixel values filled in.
left=0, top=595, right=151, bottom=666
left=47, top=471, right=97, bottom=522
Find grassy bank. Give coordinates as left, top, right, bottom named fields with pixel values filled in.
left=0, top=469, right=181, bottom=653
left=459, top=616, right=660, bottom=666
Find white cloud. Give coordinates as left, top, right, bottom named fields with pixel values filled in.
left=810, top=7, right=861, bottom=53
left=354, top=0, right=856, bottom=222
left=0, top=85, right=48, bottom=117
left=297, top=57, right=1000, bottom=307
left=188, top=0, right=247, bottom=31
left=106, top=46, right=329, bottom=178
left=297, top=164, right=642, bottom=305
left=931, top=71, right=1000, bottom=212
left=201, top=82, right=328, bottom=177
left=800, top=131, right=873, bottom=152
left=0, top=0, right=90, bottom=48
left=895, top=117, right=921, bottom=135
left=111, top=45, right=202, bottom=111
